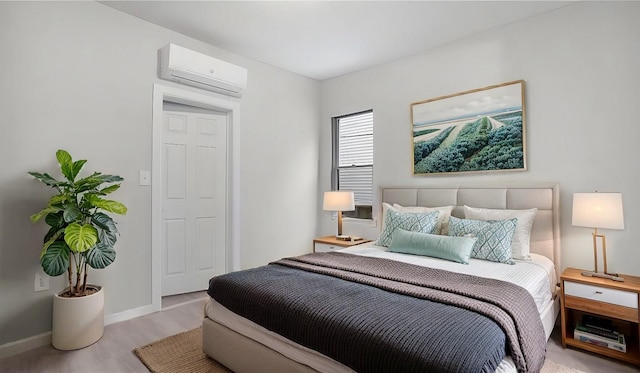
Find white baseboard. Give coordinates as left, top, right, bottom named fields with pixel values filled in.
left=161, top=295, right=208, bottom=312
left=0, top=303, right=156, bottom=359
left=0, top=332, right=51, bottom=360
left=104, top=303, right=155, bottom=325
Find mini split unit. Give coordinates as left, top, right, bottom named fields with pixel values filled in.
left=158, top=43, right=248, bottom=97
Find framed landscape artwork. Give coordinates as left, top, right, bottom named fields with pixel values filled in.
left=411, top=80, right=526, bottom=175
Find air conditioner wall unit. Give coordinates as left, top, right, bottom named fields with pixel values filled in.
left=159, top=43, right=248, bottom=97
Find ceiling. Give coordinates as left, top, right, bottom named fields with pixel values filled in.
left=102, top=1, right=573, bottom=81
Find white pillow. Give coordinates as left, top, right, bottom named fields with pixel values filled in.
left=393, top=204, right=454, bottom=235
left=463, top=205, right=537, bottom=260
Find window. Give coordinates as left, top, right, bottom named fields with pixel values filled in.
left=332, top=110, right=373, bottom=219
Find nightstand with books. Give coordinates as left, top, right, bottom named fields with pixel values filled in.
left=574, top=315, right=627, bottom=353
left=560, top=267, right=640, bottom=365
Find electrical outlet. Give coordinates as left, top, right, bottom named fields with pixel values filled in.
left=34, top=272, right=50, bottom=292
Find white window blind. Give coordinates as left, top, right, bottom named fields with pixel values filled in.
left=334, top=111, right=373, bottom=207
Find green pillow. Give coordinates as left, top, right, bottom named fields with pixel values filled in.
left=448, top=216, right=517, bottom=265
left=388, top=228, right=477, bottom=264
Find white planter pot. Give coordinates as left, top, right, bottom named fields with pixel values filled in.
left=52, top=285, right=104, bottom=350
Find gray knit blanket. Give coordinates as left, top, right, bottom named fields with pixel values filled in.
left=208, top=252, right=546, bottom=372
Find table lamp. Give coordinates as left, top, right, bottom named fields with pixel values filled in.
left=572, top=192, right=625, bottom=281
left=323, top=191, right=355, bottom=240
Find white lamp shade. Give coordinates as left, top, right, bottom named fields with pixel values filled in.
left=323, top=191, right=355, bottom=211
left=572, top=192, right=624, bottom=230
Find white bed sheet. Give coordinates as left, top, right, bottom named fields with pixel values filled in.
left=341, top=242, right=557, bottom=314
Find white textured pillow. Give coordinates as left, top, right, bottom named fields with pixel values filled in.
left=463, top=206, right=537, bottom=260
left=393, top=204, right=454, bottom=235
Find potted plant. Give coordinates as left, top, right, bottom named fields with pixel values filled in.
left=29, top=149, right=127, bottom=350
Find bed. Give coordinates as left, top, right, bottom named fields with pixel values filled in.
left=202, top=184, right=561, bottom=373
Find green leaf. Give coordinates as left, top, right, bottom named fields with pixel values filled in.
left=99, top=230, right=117, bottom=246
left=91, top=212, right=118, bottom=234
left=56, top=150, right=74, bottom=181
left=60, top=163, right=73, bottom=182
left=41, top=229, right=63, bottom=256
left=86, top=195, right=128, bottom=215
left=75, top=172, right=101, bottom=186
left=95, top=174, right=124, bottom=184
left=30, top=206, right=61, bottom=222
left=64, top=223, right=98, bottom=253
left=75, top=178, right=103, bottom=193
left=40, top=240, right=70, bottom=277
left=102, top=200, right=127, bottom=215
left=99, top=184, right=120, bottom=195
left=71, top=159, right=87, bottom=181
left=48, top=194, right=68, bottom=207
left=28, top=172, right=62, bottom=187
left=45, top=212, right=65, bottom=228
left=85, top=242, right=116, bottom=269
left=62, top=203, right=81, bottom=223
left=56, top=149, right=72, bottom=166
left=74, top=174, right=123, bottom=192
left=43, top=226, right=64, bottom=244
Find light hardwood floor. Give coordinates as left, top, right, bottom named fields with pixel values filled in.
left=0, top=292, right=208, bottom=373
left=1, top=292, right=638, bottom=372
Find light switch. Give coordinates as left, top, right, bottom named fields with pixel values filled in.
left=139, top=170, right=151, bottom=186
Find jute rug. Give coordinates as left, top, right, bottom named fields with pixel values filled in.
left=134, top=327, right=586, bottom=373
left=134, top=327, right=231, bottom=373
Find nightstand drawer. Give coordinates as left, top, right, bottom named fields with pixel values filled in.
left=315, top=243, right=341, bottom=253
left=564, top=281, right=638, bottom=308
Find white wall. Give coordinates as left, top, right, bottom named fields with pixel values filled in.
left=0, top=2, right=320, bottom=346
left=319, top=1, right=640, bottom=275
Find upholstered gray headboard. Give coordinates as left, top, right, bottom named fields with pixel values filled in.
left=380, top=184, right=561, bottom=270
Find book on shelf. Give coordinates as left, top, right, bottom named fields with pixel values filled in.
left=575, top=321, right=619, bottom=341
left=574, top=328, right=626, bottom=353
left=582, top=315, right=617, bottom=333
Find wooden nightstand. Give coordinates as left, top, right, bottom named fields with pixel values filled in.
left=313, top=235, right=372, bottom=253
left=560, top=267, right=640, bottom=365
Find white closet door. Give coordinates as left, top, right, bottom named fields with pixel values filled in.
left=161, top=110, right=227, bottom=296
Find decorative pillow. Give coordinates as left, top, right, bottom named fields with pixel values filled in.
left=464, top=206, right=537, bottom=260
left=393, top=204, right=454, bottom=235
left=376, top=209, right=439, bottom=247
left=380, top=202, right=438, bottom=233
left=379, top=202, right=395, bottom=231
left=448, top=216, right=517, bottom=264
left=388, top=228, right=477, bottom=264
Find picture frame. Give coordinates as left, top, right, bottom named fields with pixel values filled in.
left=411, top=80, right=526, bottom=175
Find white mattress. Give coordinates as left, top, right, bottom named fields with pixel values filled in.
left=206, top=247, right=557, bottom=373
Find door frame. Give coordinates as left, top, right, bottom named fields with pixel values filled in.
left=152, top=84, right=241, bottom=311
